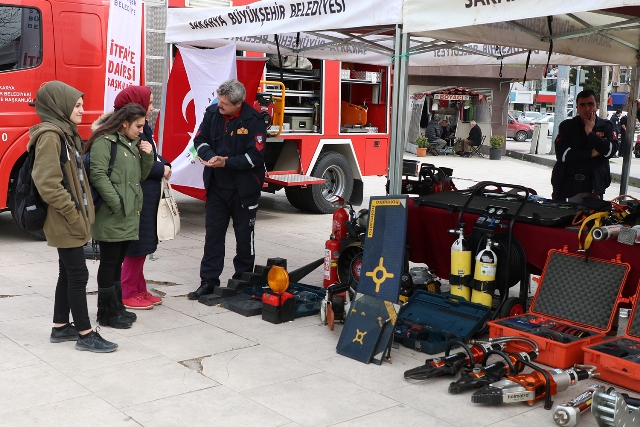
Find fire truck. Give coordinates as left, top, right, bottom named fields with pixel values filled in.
left=0, top=0, right=391, bottom=237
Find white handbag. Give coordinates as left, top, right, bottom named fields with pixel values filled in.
left=157, top=178, right=180, bottom=241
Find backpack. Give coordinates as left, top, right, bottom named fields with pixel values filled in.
left=13, top=137, right=78, bottom=232
left=83, top=140, right=117, bottom=210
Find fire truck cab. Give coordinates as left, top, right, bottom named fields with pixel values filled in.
left=0, top=0, right=109, bottom=236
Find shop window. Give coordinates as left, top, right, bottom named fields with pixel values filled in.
left=0, top=6, right=42, bottom=72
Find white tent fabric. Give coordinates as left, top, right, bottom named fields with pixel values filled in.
left=166, top=0, right=402, bottom=45
left=404, top=4, right=640, bottom=66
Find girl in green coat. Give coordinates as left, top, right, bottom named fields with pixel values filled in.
left=85, top=103, right=154, bottom=329
left=30, top=81, right=117, bottom=353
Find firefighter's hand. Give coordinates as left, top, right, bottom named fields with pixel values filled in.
left=163, top=165, right=172, bottom=180
left=591, top=148, right=600, bottom=158
left=210, top=156, right=227, bottom=168
left=139, top=140, right=152, bottom=154
left=584, top=111, right=596, bottom=135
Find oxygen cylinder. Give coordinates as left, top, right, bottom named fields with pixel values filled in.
left=471, top=239, right=497, bottom=307
left=449, top=226, right=472, bottom=301
left=332, top=203, right=349, bottom=241
left=323, top=234, right=340, bottom=288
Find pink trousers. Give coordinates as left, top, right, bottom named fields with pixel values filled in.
left=120, top=255, right=148, bottom=299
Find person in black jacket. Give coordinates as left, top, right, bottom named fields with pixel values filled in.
left=462, top=120, right=482, bottom=157
left=188, top=79, right=267, bottom=300
left=551, top=90, right=618, bottom=202
left=425, top=115, right=446, bottom=151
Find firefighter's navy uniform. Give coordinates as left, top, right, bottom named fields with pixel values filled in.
left=551, top=115, right=618, bottom=201
left=193, top=102, right=267, bottom=290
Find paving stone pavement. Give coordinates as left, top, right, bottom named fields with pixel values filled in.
left=0, top=149, right=638, bottom=427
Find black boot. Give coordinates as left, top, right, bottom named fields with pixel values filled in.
left=188, top=282, right=216, bottom=300
left=114, top=281, right=137, bottom=322
left=97, top=287, right=133, bottom=329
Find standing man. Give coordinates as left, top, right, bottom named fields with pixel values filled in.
left=188, top=79, right=267, bottom=300
left=610, top=109, right=622, bottom=157
left=551, top=90, right=618, bottom=202
left=619, top=113, right=628, bottom=158
left=462, top=120, right=482, bottom=157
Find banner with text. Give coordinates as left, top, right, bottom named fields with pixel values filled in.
left=404, top=0, right=636, bottom=33
left=104, top=0, right=142, bottom=112
left=168, top=43, right=237, bottom=190
left=166, top=0, right=402, bottom=45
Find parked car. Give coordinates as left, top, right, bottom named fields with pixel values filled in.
left=530, top=115, right=555, bottom=136
left=509, top=110, right=523, bottom=121
left=519, top=111, right=545, bottom=125
left=507, top=113, right=534, bottom=141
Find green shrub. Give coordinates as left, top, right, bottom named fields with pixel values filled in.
left=490, top=135, right=504, bottom=149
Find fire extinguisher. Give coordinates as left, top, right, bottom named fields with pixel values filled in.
left=471, top=238, right=497, bottom=307
left=324, top=234, right=340, bottom=288
left=449, top=225, right=472, bottom=301
left=332, top=199, right=350, bottom=241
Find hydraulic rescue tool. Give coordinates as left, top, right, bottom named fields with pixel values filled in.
left=404, top=337, right=525, bottom=380
left=471, top=364, right=599, bottom=409
left=591, top=386, right=640, bottom=427
left=449, top=337, right=539, bottom=394
left=552, top=384, right=600, bottom=427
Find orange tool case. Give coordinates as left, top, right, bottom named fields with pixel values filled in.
left=340, top=101, right=367, bottom=127
left=488, top=248, right=630, bottom=369
left=583, top=290, right=640, bottom=392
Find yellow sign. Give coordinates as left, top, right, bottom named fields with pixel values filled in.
left=367, top=199, right=401, bottom=237
left=365, top=257, right=394, bottom=292
left=353, top=329, right=367, bottom=345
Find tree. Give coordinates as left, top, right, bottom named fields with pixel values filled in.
left=569, top=66, right=603, bottom=96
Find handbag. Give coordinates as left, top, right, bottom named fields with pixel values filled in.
left=157, top=178, right=180, bottom=241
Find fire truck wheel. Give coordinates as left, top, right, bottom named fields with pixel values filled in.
left=8, top=183, right=46, bottom=241
left=284, top=187, right=307, bottom=210
left=302, top=151, right=354, bottom=214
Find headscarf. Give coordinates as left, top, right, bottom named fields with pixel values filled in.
left=114, top=86, right=151, bottom=111
left=35, top=81, right=84, bottom=150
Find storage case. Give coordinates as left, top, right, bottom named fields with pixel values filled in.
left=394, top=291, right=492, bottom=354
left=583, top=292, right=640, bottom=392
left=284, top=116, right=312, bottom=131
left=489, top=248, right=630, bottom=369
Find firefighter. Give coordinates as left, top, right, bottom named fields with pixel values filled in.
left=188, top=79, right=267, bottom=300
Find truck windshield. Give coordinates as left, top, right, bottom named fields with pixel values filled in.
left=0, top=6, right=42, bottom=72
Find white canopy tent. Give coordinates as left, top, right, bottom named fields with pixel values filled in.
left=164, top=0, right=640, bottom=196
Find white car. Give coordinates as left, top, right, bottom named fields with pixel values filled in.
left=530, top=116, right=555, bottom=136
left=518, top=111, right=545, bottom=125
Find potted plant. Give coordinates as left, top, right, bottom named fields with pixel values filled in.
left=489, top=135, right=504, bottom=160
left=416, top=135, right=429, bottom=157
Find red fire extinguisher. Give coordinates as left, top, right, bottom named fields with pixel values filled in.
left=332, top=198, right=349, bottom=241
left=324, top=234, right=340, bottom=288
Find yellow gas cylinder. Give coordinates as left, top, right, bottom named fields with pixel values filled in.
left=471, top=239, right=497, bottom=307
left=449, top=225, right=472, bottom=301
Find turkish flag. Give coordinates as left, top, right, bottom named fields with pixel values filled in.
left=156, top=53, right=266, bottom=200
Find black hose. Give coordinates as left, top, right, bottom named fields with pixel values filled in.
left=445, top=340, right=476, bottom=370
left=482, top=349, right=516, bottom=373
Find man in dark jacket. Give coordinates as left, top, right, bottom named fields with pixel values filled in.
left=188, top=79, right=267, bottom=300
left=610, top=110, right=622, bottom=157
left=462, top=120, right=482, bottom=157
left=425, top=115, right=446, bottom=151
left=551, top=90, right=618, bottom=202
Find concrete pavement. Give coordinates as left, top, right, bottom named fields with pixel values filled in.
left=0, top=150, right=637, bottom=427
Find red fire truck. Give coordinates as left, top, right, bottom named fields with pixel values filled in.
left=0, top=0, right=391, bottom=236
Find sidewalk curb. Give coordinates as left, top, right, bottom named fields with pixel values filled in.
left=505, top=150, right=640, bottom=188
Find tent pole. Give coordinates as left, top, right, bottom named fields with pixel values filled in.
left=157, top=42, right=172, bottom=156
left=388, top=25, right=408, bottom=196
left=620, top=61, right=639, bottom=196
